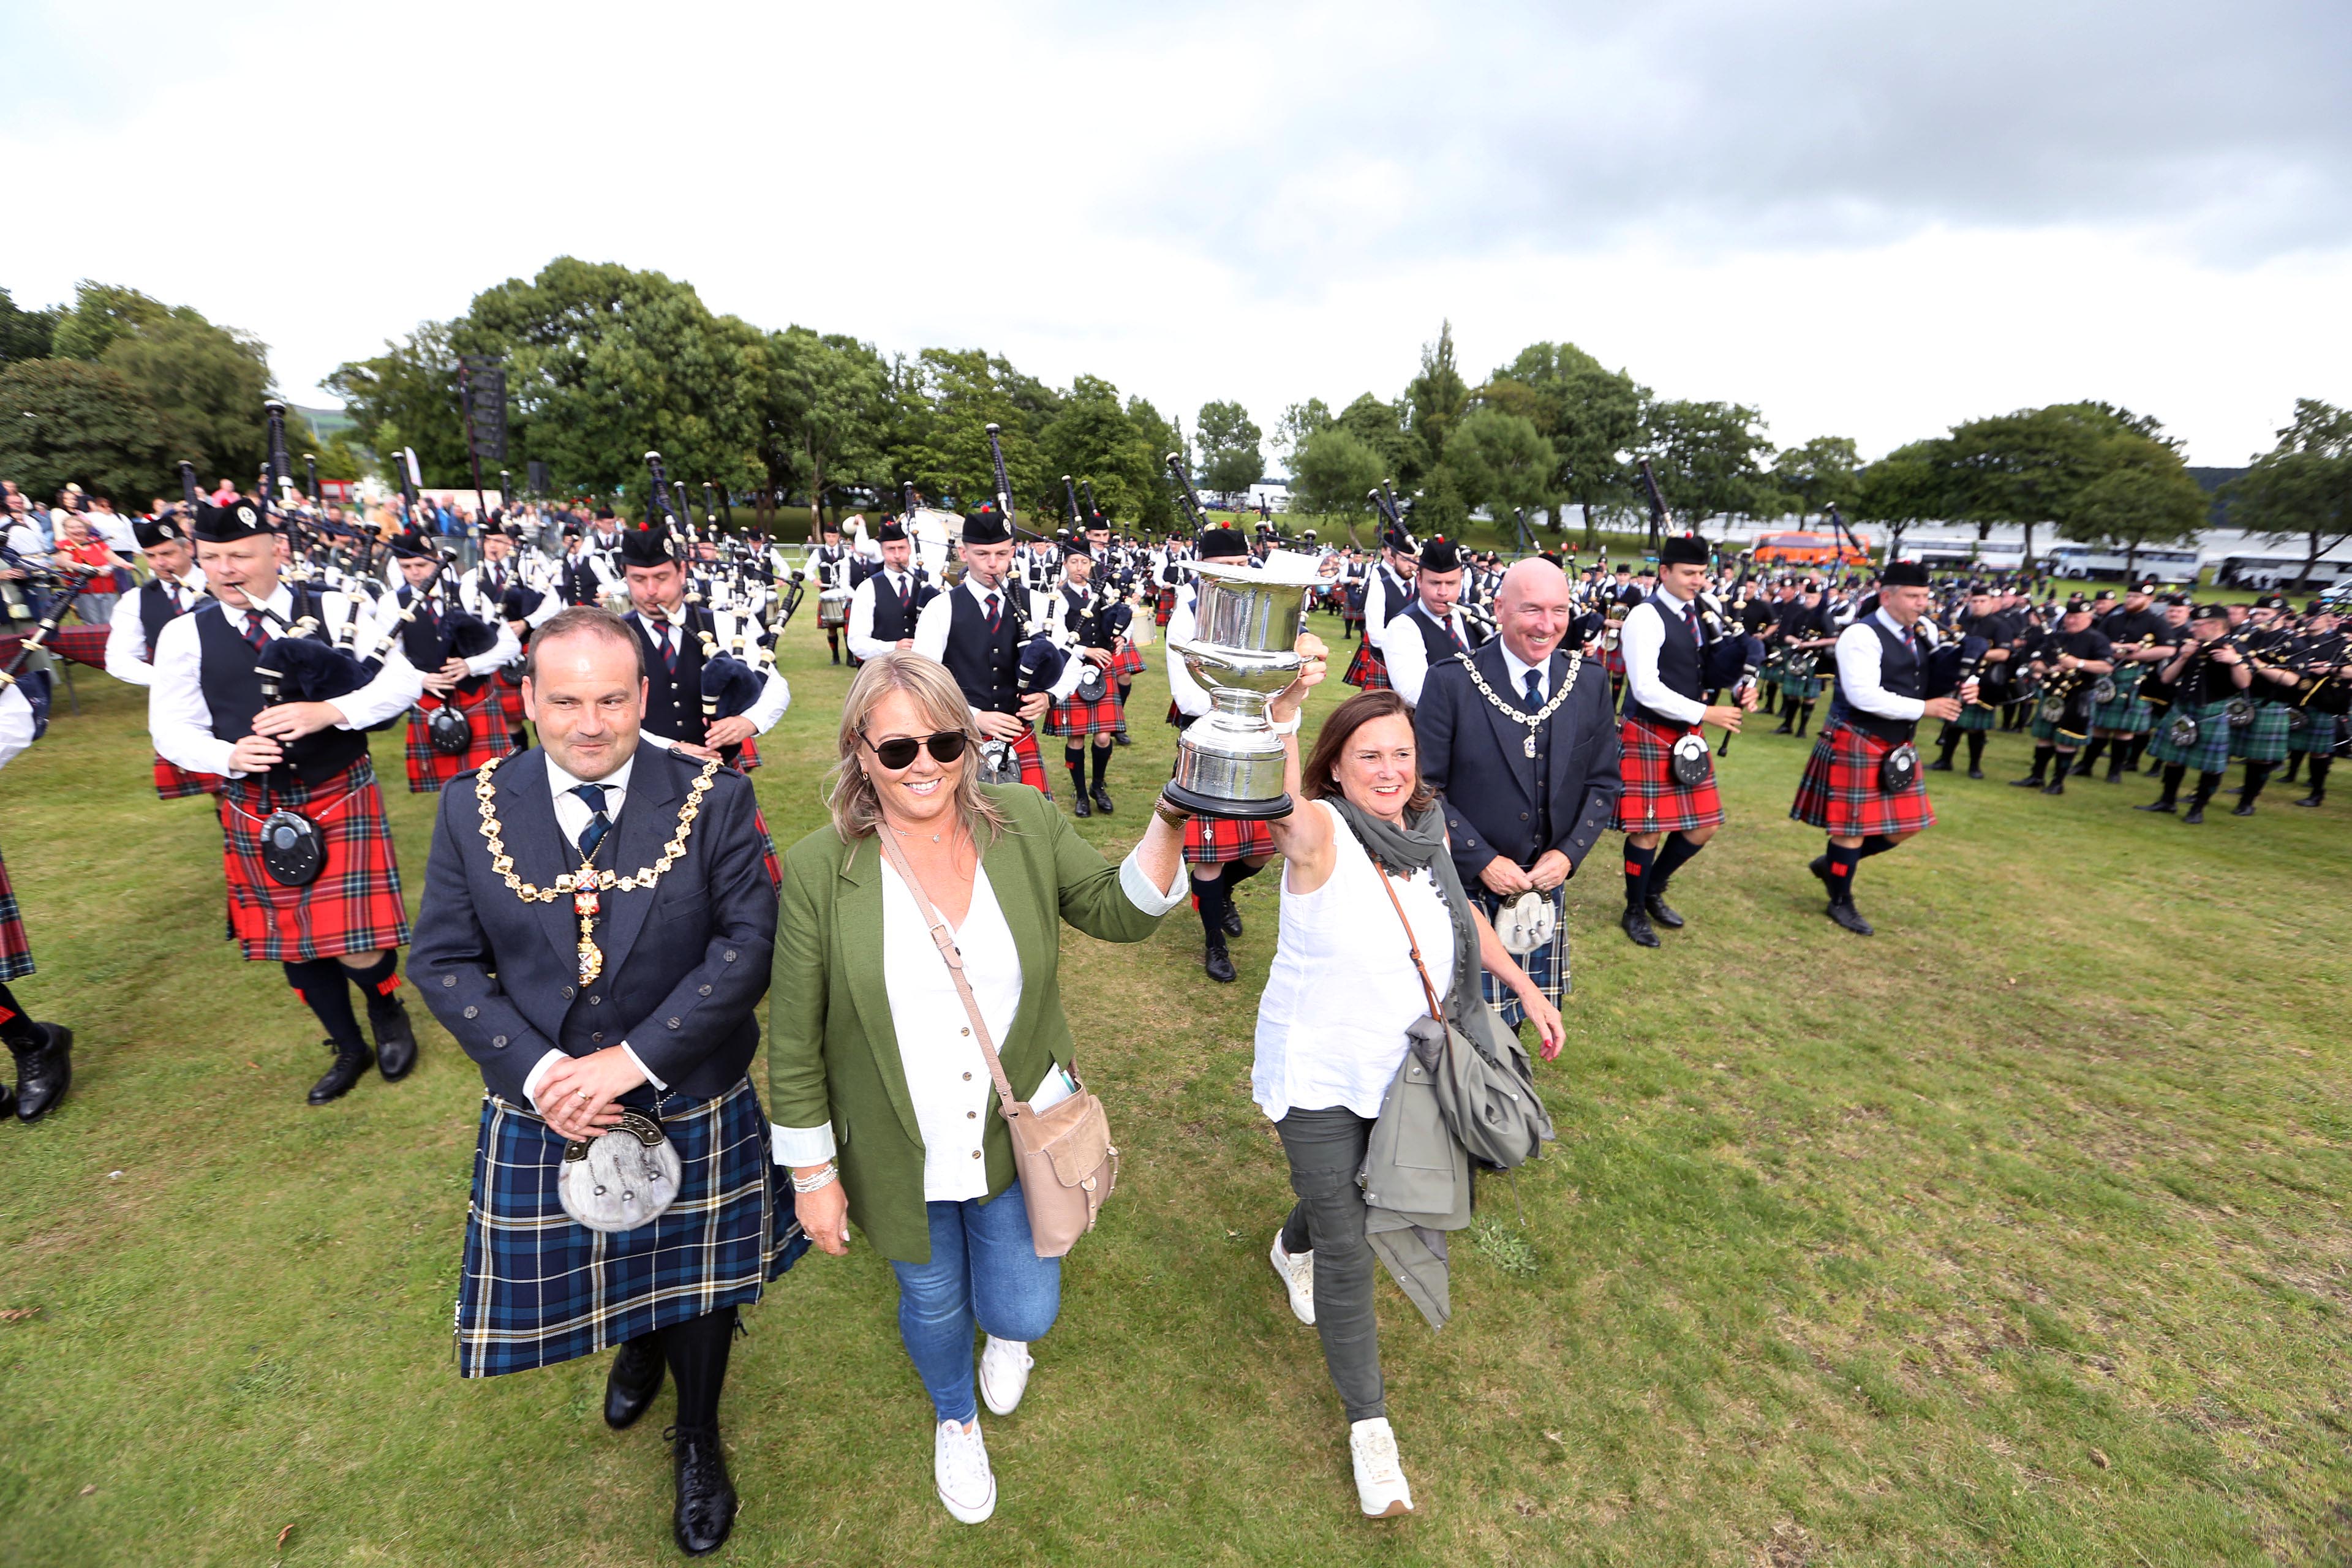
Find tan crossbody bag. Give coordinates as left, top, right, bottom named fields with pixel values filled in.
left=874, top=828, right=1117, bottom=1258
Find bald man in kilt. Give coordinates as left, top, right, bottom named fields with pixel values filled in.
left=1612, top=534, right=1761, bottom=948
left=1164, top=527, right=1275, bottom=982
left=150, top=499, right=427, bottom=1104
left=415, top=606, right=801, bottom=1558
left=1790, top=561, right=1975, bottom=937
left=376, top=530, right=520, bottom=793
left=0, top=678, right=74, bottom=1122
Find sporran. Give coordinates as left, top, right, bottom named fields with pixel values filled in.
left=1879, top=741, right=1921, bottom=794
left=1494, top=888, right=1556, bottom=957
left=556, top=1109, right=682, bottom=1233
left=1668, top=731, right=1713, bottom=786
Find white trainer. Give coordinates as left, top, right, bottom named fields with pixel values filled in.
left=1349, top=1417, right=1415, bottom=1517
left=935, top=1417, right=997, bottom=1525
left=979, top=1335, right=1034, bottom=1415
left=1270, top=1233, right=1316, bottom=1324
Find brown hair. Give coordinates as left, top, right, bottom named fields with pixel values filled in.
left=1300, top=689, right=1436, bottom=814
left=522, top=606, right=644, bottom=685
left=824, top=651, right=1009, bottom=845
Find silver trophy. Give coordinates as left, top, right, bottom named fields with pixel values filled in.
left=1166, top=560, right=1324, bottom=819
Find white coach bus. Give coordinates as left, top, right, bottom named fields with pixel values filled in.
left=2041, top=544, right=2202, bottom=583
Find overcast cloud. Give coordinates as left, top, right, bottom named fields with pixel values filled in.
left=1, top=0, right=2345, bottom=466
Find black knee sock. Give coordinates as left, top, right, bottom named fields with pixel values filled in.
left=1936, top=724, right=1961, bottom=761
left=1797, top=701, right=1815, bottom=736
left=2154, top=762, right=2185, bottom=806
left=2106, top=743, right=2128, bottom=780
left=1193, top=873, right=1231, bottom=944
left=284, top=959, right=364, bottom=1046
left=1966, top=731, right=1987, bottom=770
left=658, top=1305, right=737, bottom=1434
left=1649, top=832, right=1705, bottom=896
left=1623, top=841, right=1657, bottom=911
left=1224, top=858, right=1266, bottom=892
left=2241, top=761, right=2273, bottom=806
left=1857, top=834, right=1899, bottom=858
left=2078, top=737, right=2108, bottom=772
left=1065, top=744, right=1087, bottom=794
left=0, top=981, right=41, bottom=1050
left=2190, top=770, right=2224, bottom=810
left=2127, top=734, right=2150, bottom=771
left=2309, top=756, right=2333, bottom=797
left=1091, top=743, right=1111, bottom=790
left=1823, top=842, right=1862, bottom=906
left=341, top=949, right=401, bottom=1008
left=2282, top=752, right=2302, bottom=782
left=2025, top=744, right=2053, bottom=780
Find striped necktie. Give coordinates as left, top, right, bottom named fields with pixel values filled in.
left=573, top=783, right=611, bottom=861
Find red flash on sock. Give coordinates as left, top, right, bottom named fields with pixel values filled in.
left=372, top=973, right=402, bottom=997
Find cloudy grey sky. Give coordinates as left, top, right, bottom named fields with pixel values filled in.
left=3, top=0, right=2345, bottom=466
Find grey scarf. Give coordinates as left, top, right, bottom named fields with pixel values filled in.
left=1324, top=795, right=1480, bottom=1028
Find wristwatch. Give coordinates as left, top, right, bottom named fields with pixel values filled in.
left=1153, top=796, right=1193, bottom=829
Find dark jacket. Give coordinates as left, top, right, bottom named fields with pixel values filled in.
left=412, top=742, right=779, bottom=1108
left=1412, top=639, right=1623, bottom=890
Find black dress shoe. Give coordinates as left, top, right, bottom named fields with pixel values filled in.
left=1221, top=903, right=1244, bottom=938
left=1204, top=939, right=1237, bottom=984
left=1926, top=758, right=1953, bottom=772
left=1072, top=791, right=1093, bottom=819
left=1967, top=767, right=1986, bottom=780
left=1644, top=894, right=1685, bottom=930
left=2008, top=775, right=2046, bottom=788
left=0, top=1076, right=14, bottom=1120
left=370, top=996, right=418, bottom=1082
left=1114, top=732, right=1133, bottom=747
left=2182, top=807, right=2205, bottom=825
left=307, top=1038, right=374, bottom=1106
left=1826, top=902, right=1875, bottom=937
left=2294, top=794, right=2326, bottom=807
left=11, top=1024, right=71, bottom=1121
left=2135, top=800, right=2176, bottom=813
left=2041, top=780, right=2065, bottom=796
left=1771, top=722, right=1795, bottom=736
left=1619, top=908, right=1660, bottom=948
left=1091, top=786, right=1115, bottom=816
left=605, top=1336, right=666, bottom=1430
left=2231, top=803, right=2256, bottom=817
left=668, top=1427, right=736, bottom=1556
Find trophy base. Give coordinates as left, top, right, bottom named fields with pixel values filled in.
left=1164, top=783, right=1295, bottom=821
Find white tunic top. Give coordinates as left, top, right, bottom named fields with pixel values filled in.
left=1253, top=800, right=1459, bottom=1123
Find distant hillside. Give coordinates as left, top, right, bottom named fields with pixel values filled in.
left=294, top=404, right=355, bottom=439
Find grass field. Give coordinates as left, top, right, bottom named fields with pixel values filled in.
left=3, top=609, right=2350, bottom=1567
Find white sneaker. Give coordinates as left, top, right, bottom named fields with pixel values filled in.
left=1270, top=1233, right=1316, bottom=1324
left=934, top=1417, right=997, bottom=1524
left=979, top=1335, right=1034, bottom=1415
left=1349, top=1417, right=1414, bottom=1517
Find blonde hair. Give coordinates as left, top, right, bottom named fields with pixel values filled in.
left=824, top=652, right=1009, bottom=845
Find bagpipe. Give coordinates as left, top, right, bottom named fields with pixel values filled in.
left=242, top=574, right=380, bottom=886
left=643, top=453, right=787, bottom=741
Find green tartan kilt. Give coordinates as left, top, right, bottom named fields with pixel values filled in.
left=1953, top=701, right=1997, bottom=733
left=2288, top=710, right=2346, bottom=755
left=2230, top=700, right=2291, bottom=763
left=1781, top=671, right=1825, bottom=701
left=2093, top=671, right=2150, bottom=733
left=2150, top=699, right=2234, bottom=774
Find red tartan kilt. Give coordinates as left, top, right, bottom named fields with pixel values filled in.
left=1107, top=644, right=1145, bottom=679
left=496, top=674, right=527, bottom=729
left=1155, top=587, right=1176, bottom=626
left=1343, top=640, right=1391, bottom=690
left=750, top=804, right=781, bottom=889
left=1611, top=717, right=1725, bottom=834
left=1045, top=690, right=1127, bottom=737
left=0, top=839, right=31, bottom=981
left=404, top=689, right=517, bottom=793
left=729, top=734, right=762, bottom=773
left=1183, top=812, right=1278, bottom=866
left=1604, top=647, right=1626, bottom=677
left=217, top=760, right=410, bottom=962
left=1008, top=727, right=1049, bottom=794
left=154, top=753, right=224, bottom=799
left=1789, top=723, right=1937, bottom=837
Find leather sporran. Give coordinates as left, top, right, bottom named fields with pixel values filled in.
left=557, top=1109, right=683, bottom=1234
left=260, top=808, right=326, bottom=887
left=875, top=831, right=1116, bottom=1258
left=1074, top=660, right=1107, bottom=702
left=428, top=701, right=473, bottom=755
left=2165, top=710, right=2201, bottom=751
left=976, top=738, right=1023, bottom=786
left=1879, top=741, right=1921, bottom=794
left=1668, top=731, right=1712, bottom=786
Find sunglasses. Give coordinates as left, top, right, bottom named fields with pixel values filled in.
left=862, top=729, right=969, bottom=770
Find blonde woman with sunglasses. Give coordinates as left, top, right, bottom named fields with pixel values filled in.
left=766, top=650, right=1190, bottom=1524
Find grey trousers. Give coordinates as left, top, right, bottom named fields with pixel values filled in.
left=1276, top=1106, right=1384, bottom=1422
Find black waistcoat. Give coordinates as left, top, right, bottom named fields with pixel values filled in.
left=1376, top=566, right=1414, bottom=627
left=1407, top=603, right=1466, bottom=665
left=396, top=586, right=451, bottom=670
left=139, top=577, right=192, bottom=657
left=940, top=584, right=1025, bottom=715
left=1624, top=593, right=1705, bottom=727
left=193, top=594, right=368, bottom=784
left=870, top=572, right=929, bottom=644
left=628, top=609, right=707, bottom=746
left=1828, top=619, right=1924, bottom=741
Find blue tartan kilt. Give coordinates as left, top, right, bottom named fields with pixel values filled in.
left=455, top=1076, right=807, bottom=1378
left=2149, top=699, right=2233, bottom=774
left=1472, top=883, right=1567, bottom=1028
left=2289, top=710, right=2346, bottom=755
left=2231, top=700, right=2291, bottom=763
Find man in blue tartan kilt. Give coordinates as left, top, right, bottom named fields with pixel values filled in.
left=1165, top=529, right=1275, bottom=982
left=2071, top=583, right=2173, bottom=783
left=0, top=679, right=73, bottom=1122
left=152, top=498, right=429, bottom=1106
left=1790, top=562, right=1972, bottom=937
left=413, top=607, right=800, bottom=1558
left=1414, top=558, right=1622, bottom=1028
left=2137, top=604, right=2255, bottom=824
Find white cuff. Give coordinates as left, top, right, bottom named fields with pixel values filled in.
left=521, top=1049, right=567, bottom=1114
left=620, top=1042, right=666, bottom=1091
left=1118, top=844, right=1191, bottom=916
left=771, top=1120, right=838, bottom=1165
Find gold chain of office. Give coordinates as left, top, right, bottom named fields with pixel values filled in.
left=1458, top=650, right=1585, bottom=760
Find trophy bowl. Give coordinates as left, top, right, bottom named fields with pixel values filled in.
left=1166, top=559, right=1324, bottom=819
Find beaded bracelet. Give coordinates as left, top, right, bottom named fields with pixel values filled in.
left=790, top=1164, right=839, bottom=1194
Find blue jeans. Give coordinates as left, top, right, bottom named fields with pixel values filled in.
left=889, top=1182, right=1061, bottom=1423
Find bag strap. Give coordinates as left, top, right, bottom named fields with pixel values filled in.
left=1371, top=852, right=1446, bottom=1023
left=872, top=825, right=1024, bottom=1117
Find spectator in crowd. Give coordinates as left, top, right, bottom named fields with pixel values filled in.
left=56, top=509, right=130, bottom=624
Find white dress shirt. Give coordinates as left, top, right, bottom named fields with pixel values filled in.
left=369, top=587, right=522, bottom=678
left=1498, top=639, right=1553, bottom=706
left=0, top=684, right=36, bottom=772
left=1164, top=584, right=1214, bottom=718
left=1373, top=598, right=1472, bottom=707
left=1833, top=609, right=1928, bottom=721
left=148, top=583, right=425, bottom=778
left=519, top=750, right=668, bottom=1111
left=769, top=839, right=1189, bottom=1168
left=635, top=608, right=794, bottom=735
left=103, top=568, right=207, bottom=686
left=911, top=577, right=1085, bottom=720
left=1618, top=590, right=1710, bottom=726
left=846, top=568, right=920, bottom=662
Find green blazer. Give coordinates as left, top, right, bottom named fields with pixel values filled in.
left=767, top=784, right=1168, bottom=1263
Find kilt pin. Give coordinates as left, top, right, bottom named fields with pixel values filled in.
left=216, top=758, right=410, bottom=962
left=1789, top=723, right=1937, bottom=838
left=1611, top=715, right=1726, bottom=834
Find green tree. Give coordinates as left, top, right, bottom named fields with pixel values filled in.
left=1333, top=392, right=1410, bottom=479
left=1289, top=427, right=1387, bottom=545
left=103, top=313, right=301, bottom=490
left=1928, top=402, right=2162, bottom=565
left=325, top=320, right=469, bottom=488
left=1439, top=409, right=1555, bottom=542
left=1640, top=399, right=1772, bottom=535
left=1850, top=444, right=1946, bottom=557
left=2226, top=399, right=2352, bottom=589
left=0, top=359, right=173, bottom=503
left=1484, top=340, right=1643, bottom=545
left=1271, top=398, right=1332, bottom=474
left=1121, top=396, right=1183, bottom=533
left=47, top=282, right=172, bottom=363
left=1196, top=398, right=1264, bottom=494
left=1042, top=375, right=1161, bottom=529
left=900, top=349, right=1052, bottom=522
left=0, top=287, right=58, bottom=364
left=1401, top=320, right=1469, bottom=483
left=762, top=326, right=891, bottom=535
left=2070, top=457, right=2208, bottom=579
left=1771, top=435, right=1861, bottom=524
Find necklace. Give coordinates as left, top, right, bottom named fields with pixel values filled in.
left=1459, top=648, right=1585, bottom=758
left=472, top=755, right=722, bottom=986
